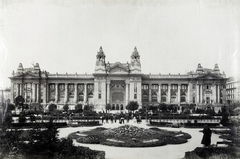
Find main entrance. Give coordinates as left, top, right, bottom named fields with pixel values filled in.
left=110, top=80, right=125, bottom=110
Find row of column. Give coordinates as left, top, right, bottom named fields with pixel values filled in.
left=12, top=83, right=40, bottom=103
left=54, top=83, right=88, bottom=103
left=196, top=84, right=221, bottom=104
left=13, top=83, right=92, bottom=104
left=147, top=83, right=191, bottom=105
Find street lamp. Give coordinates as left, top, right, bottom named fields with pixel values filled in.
left=157, top=108, right=161, bottom=126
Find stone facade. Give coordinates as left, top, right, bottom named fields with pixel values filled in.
left=226, top=76, right=240, bottom=103
left=9, top=47, right=228, bottom=111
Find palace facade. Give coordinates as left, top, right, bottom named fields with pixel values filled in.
left=9, top=47, right=228, bottom=111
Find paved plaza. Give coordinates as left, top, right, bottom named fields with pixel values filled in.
left=58, top=120, right=223, bottom=159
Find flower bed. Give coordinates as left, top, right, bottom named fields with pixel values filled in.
left=68, top=125, right=191, bottom=147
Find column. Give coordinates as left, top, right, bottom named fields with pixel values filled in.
left=36, top=84, right=39, bottom=103
left=168, top=84, right=171, bottom=103
left=129, top=82, right=134, bottom=101
left=177, top=84, right=181, bottom=105
left=107, top=82, right=110, bottom=104
left=149, top=84, right=152, bottom=103
left=43, top=84, right=47, bottom=103
left=212, top=84, right=216, bottom=104
left=64, top=83, right=68, bottom=103
left=55, top=83, right=58, bottom=103
left=19, top=84, right=22, bottom=95
left=32, top=83, right=36, bottom=102
left=84, top=83, right=87, bottom=103
left=137, top=82, right=142, bottom=107
left=125, top=82, right=129, bottom=105
left=200, top=85, right=203, bottom=104
left=11, top=82, right=14, bottom=102
left=74, top=84, right=78, bottom=103
left=16, top=84, right=20, bottom=96
left=24, top=84, right=27, bottom=101
left=158, top=84, right=161, bottom=103
left=217, top=85, right=220, bottom=104
left=196, top=84, right=199, bottom=104
left=29, top=83, right=32, bottom=102
left=187, top=83, right=191, bottom=103
left=102, top=82, right=106, bottom=105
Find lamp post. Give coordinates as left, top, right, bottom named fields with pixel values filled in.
left=158, top=108, right=161, bottom=126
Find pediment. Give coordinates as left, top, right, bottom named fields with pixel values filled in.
left=196, top=73, right=222, bottom=79
left=13, top=72, right=39, bottom=78
left=107, top=62, right=129, bottom=74
left=109, top=66, right=129, bottom=74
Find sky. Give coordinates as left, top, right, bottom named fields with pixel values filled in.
left=1, top=0, right=240, bottom=89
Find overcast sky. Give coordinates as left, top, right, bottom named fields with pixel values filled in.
left=1, top=0, right=240, bottom=89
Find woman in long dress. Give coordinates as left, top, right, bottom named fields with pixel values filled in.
left=201, top=125, right=212, bottom=147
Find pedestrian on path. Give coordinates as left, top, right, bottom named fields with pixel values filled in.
left=201, top=125, right=212, bottom=147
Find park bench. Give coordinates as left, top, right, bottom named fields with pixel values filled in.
left=216, top=140, right=232, bottom=147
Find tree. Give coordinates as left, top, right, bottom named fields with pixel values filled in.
left=126, top=101, right=139, bottom=113
left=48, top=104, right=57, bottom=112
left=14, top=95, right=25, bottom=112
left=75, top=104, right=82, bottom=113
left=7, top=103, right=15, bottom=112
left=220, top=106, right=229, bottom=126
left=158, top=103, right=167, bottom=113
left=63, top=104, right=69, bottom=112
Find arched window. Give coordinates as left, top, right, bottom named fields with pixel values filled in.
left=112, top=104, right=115, bottom=110
left=116, top=104, right=119, bottom=110
left=120, top=104, right=123, bottom=110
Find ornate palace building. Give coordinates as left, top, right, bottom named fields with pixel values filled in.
left=9, top=47, right=228, bottom=111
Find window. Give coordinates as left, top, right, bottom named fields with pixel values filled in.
left=120, top=104, right=123, bottom=110
left=112, top=104, right=115, bottom=110
left=161, top=96, right=166, bottom=102
left=193, top=97, right=195, bottom=103
left=151, top=93, right=158, bottom=102
left=134, top=94, right=137, bottom=99
left=98, top=93, right=101, bottom=99
left=180, top=96, right=186, bottom=102
left=134, top=83, right=137, bottom=92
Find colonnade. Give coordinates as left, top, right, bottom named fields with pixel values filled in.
left=12, top=82, right=92, bottom=104
left=11, top=82, right=223, bottom=105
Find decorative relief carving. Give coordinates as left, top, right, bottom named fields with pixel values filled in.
left=77, top=84, right=84, bottom=93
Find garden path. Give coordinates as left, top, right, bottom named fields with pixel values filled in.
left=58, top=120, right=223, bottom=159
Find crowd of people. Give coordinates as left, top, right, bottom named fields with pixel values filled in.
left=100, top=113, right=142, bottom=124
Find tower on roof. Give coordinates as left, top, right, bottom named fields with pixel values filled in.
left=213, top=63, right=220, bottom=74
left=17, top=63, right=24, bottom=73
left=130, top=47, right=141, bottom=73
left=95, top=46, right=106, bottom=73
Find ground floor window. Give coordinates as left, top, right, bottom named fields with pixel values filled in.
left=161, top=96, right=167, bottom=102
left=180, top=96, right=186, bottom=102
left=170, top=96, right=176, bottom=103
left=112, top=104, right=115, bottom=110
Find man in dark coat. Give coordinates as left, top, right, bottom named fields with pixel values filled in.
left=201, top=125, right=212, bottom=147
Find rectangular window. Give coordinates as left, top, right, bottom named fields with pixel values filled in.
left=161, top=96, right=166, bottom=102
left=134, top=94, right=137, bottom=99
left=134, top=83, right=137, bottom=93
left=98, top=83, right=101, bottom=99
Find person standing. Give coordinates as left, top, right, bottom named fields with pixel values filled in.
left=201, top=125, right=212, bottom=147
